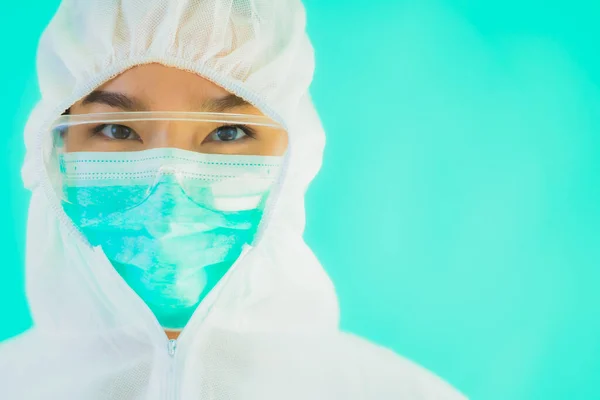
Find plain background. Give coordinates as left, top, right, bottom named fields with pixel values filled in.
left=2, top=1, right=599, bottom=398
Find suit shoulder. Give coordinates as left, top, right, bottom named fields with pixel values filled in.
left=336, top=332, right=468, bottom=400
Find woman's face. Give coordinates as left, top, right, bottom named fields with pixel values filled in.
left=64, top=63, right=288, bottom=156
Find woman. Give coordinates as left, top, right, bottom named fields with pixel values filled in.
left=1, top=0, right=466, bottom=398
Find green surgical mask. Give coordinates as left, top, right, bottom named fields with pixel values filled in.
left=59, top=147, right=282, bottom=330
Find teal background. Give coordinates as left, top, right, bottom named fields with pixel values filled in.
left=2, top=1, right=599, bottom=398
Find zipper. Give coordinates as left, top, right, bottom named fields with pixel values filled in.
left=168, top=338, right=178, bottom=357
left=166, top=339, right=178, bottom=399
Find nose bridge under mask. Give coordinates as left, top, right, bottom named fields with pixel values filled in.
left=143, top=165, right=216, bottom=219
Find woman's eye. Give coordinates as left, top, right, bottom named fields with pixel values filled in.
left=209, top=126, right=249, bottom=142
left=93, top=124, right=139, bottom=140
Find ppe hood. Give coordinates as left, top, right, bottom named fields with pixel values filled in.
left=21, top=0, right=339, bottom=337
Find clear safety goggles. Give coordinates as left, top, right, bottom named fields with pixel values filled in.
left=44, top=112, right=288, bottom=211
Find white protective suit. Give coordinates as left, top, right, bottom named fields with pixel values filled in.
left=0, top=0, right=467, bottom=399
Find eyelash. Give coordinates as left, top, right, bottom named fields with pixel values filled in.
left=231, top=125, right=257, bottom=139
left=89, top=124, right=257, bottom=141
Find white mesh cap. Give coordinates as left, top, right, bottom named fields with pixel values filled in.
left=37, top=0, right=313, bottom=120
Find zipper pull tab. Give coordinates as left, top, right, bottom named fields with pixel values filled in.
left=168, top=339, right=177, bottom=357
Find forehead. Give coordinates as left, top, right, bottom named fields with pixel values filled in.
left=92, top=63, right=233, bottom=107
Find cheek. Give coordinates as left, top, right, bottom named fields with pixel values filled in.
left=270, top=140, right=287, bottom=156
left=62, top=132, right=96, bottom=153
left=61, top=125, right=89, bottom=152
left=62, top=134, right=75, bottom=153
left=257, top=128, right=288, bottom=156
left=269, top=132, right=288, bottom=156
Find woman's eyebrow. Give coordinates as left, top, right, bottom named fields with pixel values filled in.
left=81, top=90, right=148, bottom=111
left=200, top=94, right=252, bottom=112
left=80, top=90, right=251, bottom=112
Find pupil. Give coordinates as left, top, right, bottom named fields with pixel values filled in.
left=111, top=125, right=131, bottom=139
left=217, top=126, right=238, bottom=141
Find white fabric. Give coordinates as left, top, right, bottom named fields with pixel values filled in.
left=1, top=0, right=467, bottom=398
